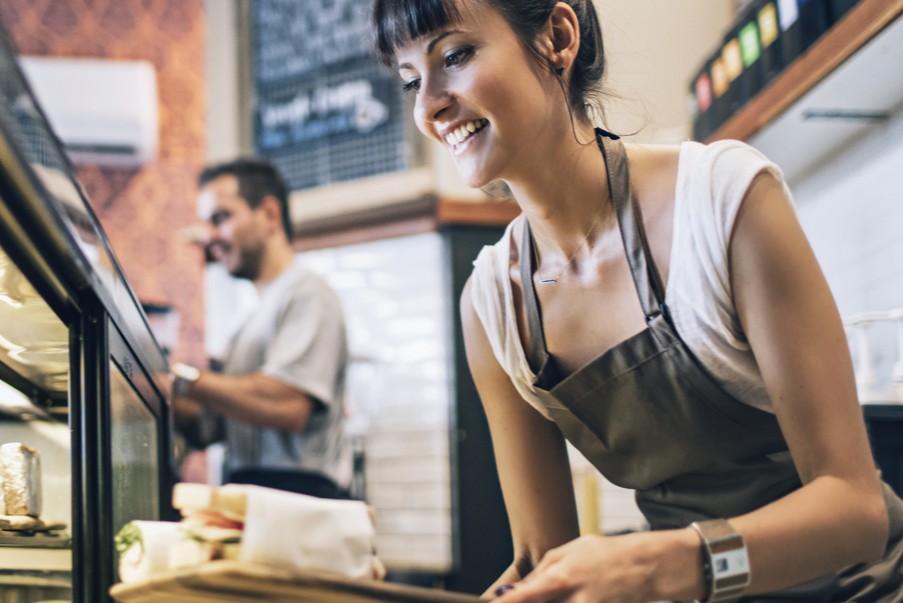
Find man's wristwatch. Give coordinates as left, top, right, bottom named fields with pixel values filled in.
left=171, top=362, right=201, bottom=399
left=690, top=519, right=750, bottom=603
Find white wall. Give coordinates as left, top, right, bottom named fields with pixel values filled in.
left=300, top=235, right=454, bottom=572
left=789, top=110, right=903, bottom=402
left=596, top=0, right=735, bottom=143
left=204, top=0, right=242, bottom=161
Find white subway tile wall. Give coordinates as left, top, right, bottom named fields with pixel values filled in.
left=786, top=110, right=903, bottom=402
left=300, top=233, right=454, bottom=572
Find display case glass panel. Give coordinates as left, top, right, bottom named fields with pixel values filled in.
left=0, top=31, right=117, bottom=294
left=0, top=19, right=170, bottom=603
left=0, top=242, right=72, bottom=601
left=0, top=244, right=68, bottom=406
left=109, top=358, right=160, bottom=537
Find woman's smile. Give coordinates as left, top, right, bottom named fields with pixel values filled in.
left=443, top=118, right=489, bottom=154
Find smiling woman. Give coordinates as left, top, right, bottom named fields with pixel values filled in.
left=370, top=1, right=903, bottom=602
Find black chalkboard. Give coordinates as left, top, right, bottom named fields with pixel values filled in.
left=255, top=0, right=373, bottom=85
left=252, top=0, right=412, bottom=192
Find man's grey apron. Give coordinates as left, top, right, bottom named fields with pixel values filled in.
left=518, top=130, right=903, bottom=601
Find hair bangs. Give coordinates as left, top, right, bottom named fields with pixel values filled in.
left=373, top=0, right=462, bottom=67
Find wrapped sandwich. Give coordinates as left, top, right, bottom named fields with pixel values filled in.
left=116, top=483, right=384, bottom=584
left=114, top=518, right=241, bottom=583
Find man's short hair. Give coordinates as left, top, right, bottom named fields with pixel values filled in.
left=199, top=158, right=292, bottom=240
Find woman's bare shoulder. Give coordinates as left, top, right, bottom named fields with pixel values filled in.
left=625, top=142, right=682, bottom=182
left=624, top=142, right=683, bottom=214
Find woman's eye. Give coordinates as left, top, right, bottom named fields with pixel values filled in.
left=401, top=78, right=421, bottom=94
left=444, top=46, right=473, bottom=68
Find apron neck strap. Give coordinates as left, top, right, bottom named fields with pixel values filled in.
left=598, top=130, right=668, bottom=321
left=520, top=218, right=550, bottom=371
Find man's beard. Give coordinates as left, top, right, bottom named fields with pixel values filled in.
left=228, top=243, right=265, bottom=281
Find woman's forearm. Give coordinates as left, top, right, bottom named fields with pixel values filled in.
left=643, top=474, right=887, bottom=601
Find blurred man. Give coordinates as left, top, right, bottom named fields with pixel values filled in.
left=172, top=158, right=351, bottom=499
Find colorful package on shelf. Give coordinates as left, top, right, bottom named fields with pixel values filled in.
left=720, top=30, right=745, bottom=119
left=756, top=0, right=784, bottom=84
left=779, top=0, right=831, bottom=64
left=738, top=7, right=765, bottom=103
left=710, top=52, right=731, bottom=134
left=799, top=0, right=832, bottom=49
left=688, top=0, right=844, bottom=140
left=690, top=62, right=715, bottom=141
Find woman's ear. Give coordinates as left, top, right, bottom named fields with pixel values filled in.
left=546, top=2, right=580, bottom=75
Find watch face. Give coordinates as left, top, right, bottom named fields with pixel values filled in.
left=173, top=363, right=200, bottom=382
left=691, top=520, right=750, bottom=601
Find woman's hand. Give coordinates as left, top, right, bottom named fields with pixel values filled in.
left=493, top=532, right=697, bottom=603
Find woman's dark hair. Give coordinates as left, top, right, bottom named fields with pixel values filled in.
left=371, top=0, right=606, bottom=123
left=198, top=157, right=292, bottom=240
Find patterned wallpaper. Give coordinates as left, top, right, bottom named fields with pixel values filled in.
left=0, top=0, right=207, bottom=366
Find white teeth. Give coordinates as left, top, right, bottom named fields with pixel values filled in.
left=444, top=119, right=487, bottom=147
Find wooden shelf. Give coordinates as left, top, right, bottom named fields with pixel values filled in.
left=710, top=0, right=903, bottom=142
left=435, top=198, right=520, bottom=227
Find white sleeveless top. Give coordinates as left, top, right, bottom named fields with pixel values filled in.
left=470, top=140, right=791, bottom=417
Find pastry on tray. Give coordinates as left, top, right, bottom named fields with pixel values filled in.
left=0, top=442, right=42, bottom=517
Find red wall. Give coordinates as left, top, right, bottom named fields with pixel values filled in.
left=0, top=0, right=207, bottom=365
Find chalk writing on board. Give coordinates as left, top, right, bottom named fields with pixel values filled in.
left=255, top=0, right=373, bottom=84
left=257, top=76, right=391, bottom=150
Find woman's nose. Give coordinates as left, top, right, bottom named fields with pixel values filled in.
left=414, top=77, right=453, bottom=128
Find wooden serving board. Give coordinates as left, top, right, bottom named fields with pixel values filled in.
left=110, top=560, right=483, bottom=603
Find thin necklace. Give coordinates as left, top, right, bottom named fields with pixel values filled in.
left=536, top=204, right=606, bottom=284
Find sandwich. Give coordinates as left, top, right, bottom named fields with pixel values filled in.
left=115, top=483, right=384, bottom=584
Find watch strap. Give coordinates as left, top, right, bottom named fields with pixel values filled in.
left=690, top=519, right=750, bottom=603
left=171, top=362, right=200, bottom=398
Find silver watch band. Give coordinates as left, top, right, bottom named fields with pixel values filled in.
left=690, top=519, right=750, bottom=603
left=171, top=362, right=200, bottom=399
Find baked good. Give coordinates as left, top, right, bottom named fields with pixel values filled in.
left=0, top=442, right=42, bottom=517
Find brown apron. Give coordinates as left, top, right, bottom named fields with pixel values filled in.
left=518, top=131, right=903, bottom=602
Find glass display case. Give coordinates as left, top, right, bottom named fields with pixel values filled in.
left=0, top=21, right=172, bottom=603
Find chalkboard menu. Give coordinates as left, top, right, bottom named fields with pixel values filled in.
left=252, top=0, right=411, bottom=192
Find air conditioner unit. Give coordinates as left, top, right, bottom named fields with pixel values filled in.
left=18, top=55, right=159, bottom=167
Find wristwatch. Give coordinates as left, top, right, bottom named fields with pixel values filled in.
left=690, top=519, right=750, bottom=602
left=171, top=362, right=201, bottom=399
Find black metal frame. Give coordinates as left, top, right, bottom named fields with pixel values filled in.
left=0, top=20, right=173, bottom=603
left=863, top=404, right=903, bottom=498
left=440, top=224, right=514, bottom=594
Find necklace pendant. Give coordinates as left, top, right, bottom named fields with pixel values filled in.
left=540, top=277, right=558, bottom=284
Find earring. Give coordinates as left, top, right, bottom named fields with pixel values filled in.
left=554, top=66, right=564, bottom=76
